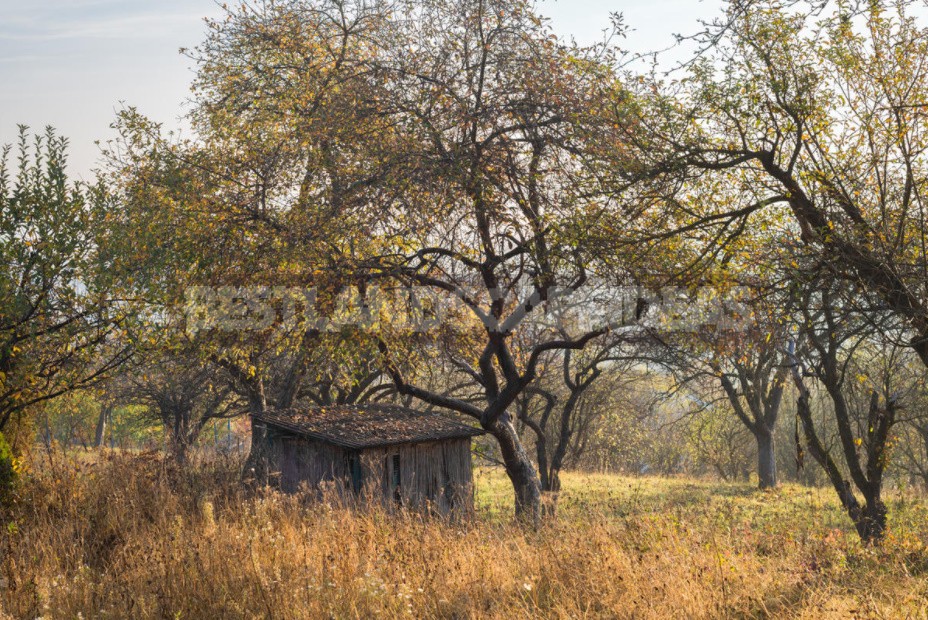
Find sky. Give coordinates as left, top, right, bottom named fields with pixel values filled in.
left=0, top=0, right=722, bottom=181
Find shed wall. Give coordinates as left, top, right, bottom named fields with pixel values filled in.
left=359, top=438, right=474, bottom=515
left=258, top=425, right=349, bottom=494
left=255, top=421, right=475, bottom=515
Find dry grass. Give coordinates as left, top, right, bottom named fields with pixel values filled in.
left=1, top=453, right=927, bottom=619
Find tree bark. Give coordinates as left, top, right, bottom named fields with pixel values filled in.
left=167, top=406, right=193, bottom=466
left=535, top=435, right=551, bottom=492
left=240, top=378, right=269, bottom=482
left=171, top=436, right=190, bottom=467
left=547, top=467, right=562, bottom=494
left=93, top=405, right=110, bottom=449
left=489, top=414, right=542, bottom=527
left=755, top=428, right=777, bottom=489
left=855, top=497, right=887, bottom=544
left=791, top=369, right=888, bottom=544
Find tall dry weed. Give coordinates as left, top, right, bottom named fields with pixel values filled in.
left=0, top=453, right=926, bottom=618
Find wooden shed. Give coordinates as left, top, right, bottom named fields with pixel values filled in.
left=250, top=404, right=483, bottom=515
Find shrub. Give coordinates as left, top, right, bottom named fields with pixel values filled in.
left=0, top=431, right=18, bottom=502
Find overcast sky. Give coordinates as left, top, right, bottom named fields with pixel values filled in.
left=0, top=0, right=721, bottom=181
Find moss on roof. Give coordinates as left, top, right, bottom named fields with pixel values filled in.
left=253, top=404, right=484, bottom=449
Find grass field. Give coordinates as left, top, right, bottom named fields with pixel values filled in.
left=1, top=453, right=927, bottom=618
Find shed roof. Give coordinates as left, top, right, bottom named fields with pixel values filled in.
left=253, top=404, right=484, bottom=450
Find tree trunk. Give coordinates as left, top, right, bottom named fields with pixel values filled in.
left=241, top=382, right=269, bottom=482
left=243, top=418, right=271, bottom=484
left=93, top=405, right=110, bottom=448
left=168, top=408, right=192, bottom=467
left=542, top=417, right=571, bottom=512
left=171, top=436, right=190, bottom=467
left=489, top=415, right=541, bottom=527
left=793, top=385, right=887, bottom=545
left=532, top=430, right=559, bottom=519
left=536, top=436, right=551, bottom=492
left=854, top=499, right=887, bottom=544
left=548, top=435, right=569, bottom=495
left=755, top=428, right=777, bottom=489
left=548, top=467, right=562, bottom=494
left=541, top=467, right=562, bottom=520
left=830, top=481, right=887, bottom=544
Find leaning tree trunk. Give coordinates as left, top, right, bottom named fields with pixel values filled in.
left=755, top=428, right=777, bottom=489
left=792, top=382, right=888, bottom=545
left=835, top=482, right=888, bottom=545
left=489, top=415, right=542, bottom=527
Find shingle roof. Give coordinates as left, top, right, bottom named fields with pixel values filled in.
left=253, top=404, right=484, bottom=450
